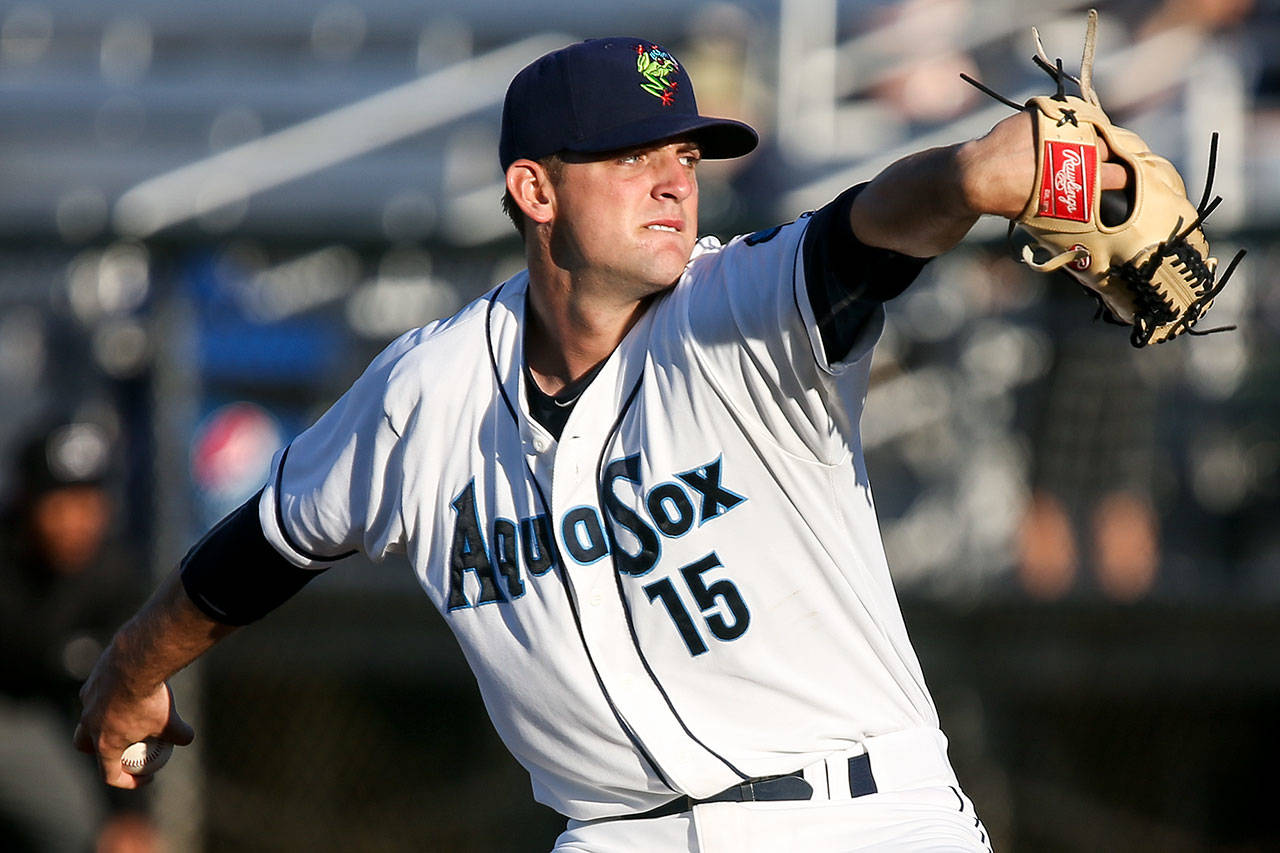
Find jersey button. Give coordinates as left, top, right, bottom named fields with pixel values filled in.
left=532, top=436, right=549, bottom=453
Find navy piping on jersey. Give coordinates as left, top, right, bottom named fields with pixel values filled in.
left=485, top=286, right=677, bottom=796
left=273, top=443, right=358, bottom=562
left=593, top=378, right=750, bottom=783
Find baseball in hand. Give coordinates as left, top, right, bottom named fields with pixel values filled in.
left=121, top=739, right=173, bottom=776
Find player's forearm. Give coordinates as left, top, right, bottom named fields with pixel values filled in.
left=850, top=112, right=1039, bottom=257
left=98, top=568, right=236, bottom=697
left=848, top=143, right=978, bottom=258
left=75, top=568, right=227, bottom=788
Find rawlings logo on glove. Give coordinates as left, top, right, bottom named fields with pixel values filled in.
left=962, top=8, right=1245, bottom=347
left=1041, top=141, right=1095, bottom=222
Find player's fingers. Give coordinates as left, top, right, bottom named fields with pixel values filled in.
left=74, top=718, right=133, bottom=786
left=1100, top=161, right=1128, bottom=191
left=95, top=737, right=142, bottom=790
left=1095, top=136, right=1129, bottom=191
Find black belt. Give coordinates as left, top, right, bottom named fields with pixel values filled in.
left=614, top=752, right=878, bottom=822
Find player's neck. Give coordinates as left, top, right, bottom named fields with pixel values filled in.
left=524, top=275, right=651, bottom=394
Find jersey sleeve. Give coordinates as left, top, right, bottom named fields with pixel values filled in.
left=258, top=330, right=419, bottom=567
left=802, top=184, right=931, bottom=364
left=679, top=190, right=928, bottom=463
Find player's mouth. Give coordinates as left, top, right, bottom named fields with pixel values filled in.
left=644, top=220, right=683, bottom=233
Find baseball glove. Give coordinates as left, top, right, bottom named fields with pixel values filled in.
left=962, top=9, right=1245, bottom=346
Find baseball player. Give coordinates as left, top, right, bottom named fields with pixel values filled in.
left=76, top=37, right=1128, bottom=850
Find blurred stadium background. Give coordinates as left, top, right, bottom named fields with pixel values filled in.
left=2, top=0, right=1278, bottom=850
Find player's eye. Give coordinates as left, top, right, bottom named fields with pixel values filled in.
left=618, top=153, right=642, bottom=165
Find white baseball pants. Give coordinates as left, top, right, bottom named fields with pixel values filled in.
left=552, top=728, right=992, bottom=852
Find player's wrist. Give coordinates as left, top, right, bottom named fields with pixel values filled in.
left=955, top=111, right=1037, bottom=219
left=90, top=632, right=161, bottom=703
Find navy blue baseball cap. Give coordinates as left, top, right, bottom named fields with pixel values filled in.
left=499, top=37, right=758, bottom=171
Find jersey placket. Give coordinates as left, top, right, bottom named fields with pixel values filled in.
left=509, top=299, right=745, bottom=800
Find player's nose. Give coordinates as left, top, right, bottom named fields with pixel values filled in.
left=651, top=149, right=694, bottom=202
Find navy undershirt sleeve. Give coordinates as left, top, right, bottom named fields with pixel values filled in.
left=802, top=183, right=933, bottom=363
left=180, top=489, right=328, bottom=626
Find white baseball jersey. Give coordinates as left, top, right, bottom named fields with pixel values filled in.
left=257, top=214, right=943, bottom=821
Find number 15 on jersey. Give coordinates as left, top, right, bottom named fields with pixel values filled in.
left=643, top=553, right=750, bottom=656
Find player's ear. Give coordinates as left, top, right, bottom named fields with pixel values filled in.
left=506, top=160, right=556, bottom=227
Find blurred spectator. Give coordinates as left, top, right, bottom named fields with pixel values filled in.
left=0, top=419, right=158, bottom=853
left=1137, top=0, right=1256, bottom=40
left=1015, top=328, right=1161, bottom=602
left=1105, top=0, right=1258, bottom=113
left=868, top=0, right=980, bottom=126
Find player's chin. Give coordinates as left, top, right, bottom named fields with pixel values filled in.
left=639, top=234, right=694, bottom=271
left=640, top=260, right=689, bottom=293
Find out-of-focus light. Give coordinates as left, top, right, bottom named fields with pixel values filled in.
left=1, top=3, right=52, bottom=66
left=1190, top=431, right=1252, bottom=514
left=900, top=279, right=968, bottom=342
left=382, top=191, right=437, bottom=243
left=1187, top=334, right=1248, bottom=399
left=883, top=494, right=965, bottom=584
left=195, top=175, right=250, bottom=233
left=67, top=242, right=150, bottom=324
left=862, top=367, right=954, bottom=449
left=72, top=400, right=122, bottom=448
left=113, top=193, right=159, bottom=238
left=100, top=17, right=152, bottom=86
left=416, top=17, right=473, bottom=74
left=55, top=187, right=108, bottom=243
left=346, top=249, right=460, bottom=339
left=61, top=634, right=103, bottom=681
left=962, top=441, right=1028, bottom=553
left=377, top=247, right=432, bottom=280
left=961, top=321, right=1051, bottom=394
left=100, top=242, right=150, bottom=311
left=238, top=246, right=361, bottom=323
left=92, top=318, right=150, bottom=378
left=209, top=107, right=264, bottom=154
left=441, top=183, right=511, bottom=247
left=311, top=3, right=366, bottom=63
left=46, top=422, right=111, bottom=482
left=443, top=124, right=496, bottom=192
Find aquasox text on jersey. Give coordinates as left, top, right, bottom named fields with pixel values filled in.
left=446, top=454, right=749, bottom=657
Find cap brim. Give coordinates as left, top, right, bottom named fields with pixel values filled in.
left=563, top=114, right=759, bottom=161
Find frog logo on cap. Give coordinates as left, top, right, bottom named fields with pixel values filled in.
left=636, top=43, right=679, bottom=105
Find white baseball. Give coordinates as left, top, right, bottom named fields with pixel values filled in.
left=120, top=739, right=173, bottom=776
